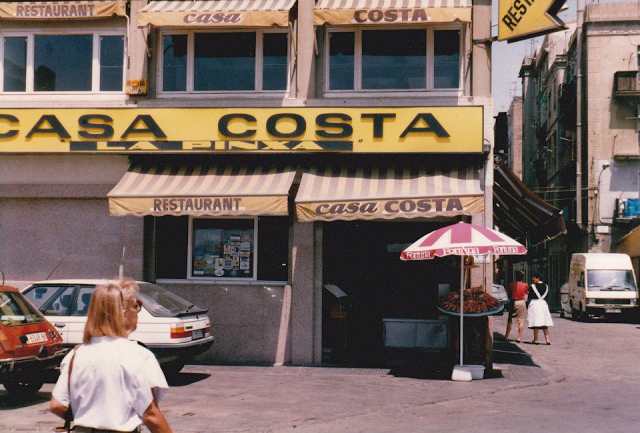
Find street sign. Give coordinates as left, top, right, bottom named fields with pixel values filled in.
left=498, top=0, right=567, bottom=43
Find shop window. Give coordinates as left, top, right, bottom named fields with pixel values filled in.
left=0, top=32, right=125, bottom=93
left=155, top=216, right=288, bottom=282
left=159, top=30, right=289, bottom=94
left=326, top=28, right=461, bottom=92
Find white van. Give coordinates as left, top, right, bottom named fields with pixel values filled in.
left=568, top=253, right=639, bottom=320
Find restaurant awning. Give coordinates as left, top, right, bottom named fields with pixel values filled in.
left=295, top=165, right=483, bottom=222
left=493, top=163, right=566, bottom=246
left=0, top=1, right=126, bottom=20
left=138, top=0, right=296, bottom=28
left=314, top=0, right=472, bottom=26
left=108, top=164, right=296, bottom=217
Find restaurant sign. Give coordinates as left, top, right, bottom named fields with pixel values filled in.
left=0, top=1, right=126, bottom=20
left=0, top=107, right=484, bottom=154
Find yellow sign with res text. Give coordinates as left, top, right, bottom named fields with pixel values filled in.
left=0, top=107, right=484, bottom=154
left=498, top=0, right=566, bottom=42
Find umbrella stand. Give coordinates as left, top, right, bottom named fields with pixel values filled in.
left=451, top=259, right=472, bottom=382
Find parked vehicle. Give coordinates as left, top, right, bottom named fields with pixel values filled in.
left=0, top=285, right=67, bottom=397
left=22, top=280, right=214, bottom=376
left=568, top=253, right=639, bottom=321
left=559, top=282, right=569, bottom=318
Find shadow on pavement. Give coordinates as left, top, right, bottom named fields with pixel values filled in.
left=0, top=390, right=51, bottom=409
left=492, top=333, right=539, bottom=368
left=167, top=372, right=211, bottom=387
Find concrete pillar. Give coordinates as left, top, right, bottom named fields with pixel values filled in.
left=472, top=0, right=492, bottom=97
left=295, top=0, right=315, bottom=100
left=127, top=0, right=149, bottom=93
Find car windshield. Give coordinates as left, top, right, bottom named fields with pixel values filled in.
left=138, top=283, right=207, bottom=317
left=586, top=270, right=637, bottom=291
left=0, top=291, right=44, bottom=326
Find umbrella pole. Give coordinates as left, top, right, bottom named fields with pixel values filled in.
left=459, top=260, right=464, bottom=366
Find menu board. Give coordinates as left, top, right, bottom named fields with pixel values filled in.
left=192, top=220, right=254, bottom=278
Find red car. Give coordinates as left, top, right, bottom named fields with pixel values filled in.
left=0, top=285, right=67, bottom=398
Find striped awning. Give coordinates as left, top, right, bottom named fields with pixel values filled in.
left=0, top=1, right=126, bottom=20
left=108, top=165, right=296, bottom=217
left=295, top=165, right=483, bottom=222
left=314, top=0, right=472, bottom=26
left=138, top=0, right=296, bottom=28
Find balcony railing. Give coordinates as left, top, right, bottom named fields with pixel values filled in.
left=614, top=71, right=640, bottom=97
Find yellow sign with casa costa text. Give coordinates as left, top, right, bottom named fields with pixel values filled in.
left=0, top=107, right=483, bottom=154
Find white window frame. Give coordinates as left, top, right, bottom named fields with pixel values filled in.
left=324, top=25, right=465, bottom=97
left=187, top=216, right=259, bottom=282
left=157, top=28, right=291, bottom=98
left=0, top=28, right=126, bottom=97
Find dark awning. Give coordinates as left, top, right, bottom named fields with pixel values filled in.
left=493, top=163, right=566, bottom=246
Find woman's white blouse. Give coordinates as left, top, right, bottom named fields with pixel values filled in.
left=53, top=336, right=169, bottom=431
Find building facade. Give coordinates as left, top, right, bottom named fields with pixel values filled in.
left=0, top=0, right=494, bottom=366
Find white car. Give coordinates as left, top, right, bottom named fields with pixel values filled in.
left=22, top=279, right=214, bottom=376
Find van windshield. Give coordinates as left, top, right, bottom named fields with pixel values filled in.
left=586, top=270, right=637, bottom=291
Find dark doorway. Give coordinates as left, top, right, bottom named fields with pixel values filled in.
left=322, top=221, right=457, bottom=366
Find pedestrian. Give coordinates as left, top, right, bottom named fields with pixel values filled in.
left=504, top=270, right=528, bottom=342
left=50, top=278, right=173, bottom=433
left=527, top=273, right=554, bottom=345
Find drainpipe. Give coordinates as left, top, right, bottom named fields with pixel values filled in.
left=576, top=0, right=584, bottom=228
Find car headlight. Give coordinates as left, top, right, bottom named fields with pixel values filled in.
left=630, top=298, right=638, bottom=306
left=587, top=298, right=595, bottom=305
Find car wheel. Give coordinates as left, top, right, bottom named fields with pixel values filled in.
left=3, top=374, right=44, bottom=398
left=161, top=361, right=185, bottom=378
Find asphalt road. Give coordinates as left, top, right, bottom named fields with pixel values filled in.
left=1, top=312, right=639, bottom=433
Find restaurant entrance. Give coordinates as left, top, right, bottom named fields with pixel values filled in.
left=322, top=220, right=457, bottom=366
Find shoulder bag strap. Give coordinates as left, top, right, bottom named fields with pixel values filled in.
left=64, top=344, right=81, bottom=433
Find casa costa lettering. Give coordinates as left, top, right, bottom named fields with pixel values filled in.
left=183, top=12, right=242, bottom=24
left=315, top=198, right=465, bottom=216
left=353, top=9, right=432, bottom=23
left=153, top=197, right=243, bottom=213
left=14, top=4, right=96, bottom=18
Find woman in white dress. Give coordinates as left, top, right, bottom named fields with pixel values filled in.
left=527, top=273, right=553, bottom=345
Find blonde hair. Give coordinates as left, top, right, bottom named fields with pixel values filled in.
left=83, top=278, right=140, bottom=343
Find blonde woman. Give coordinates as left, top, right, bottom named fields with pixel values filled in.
left=50, top=279, right=172, bottom=433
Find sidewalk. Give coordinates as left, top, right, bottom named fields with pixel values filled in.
left=0, top=335, right=564, bottom=433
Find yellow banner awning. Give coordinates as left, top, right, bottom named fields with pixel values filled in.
left=0, top=1, right=126, bottom=20
left=295, top=165, right=484, bottom=222
left=138, top=0, right=296, bottom=28
left=108, top=165, right=296, bottom=217
left=314, top=0, right=471, bottom=26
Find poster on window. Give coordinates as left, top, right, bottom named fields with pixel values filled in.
left=192, top=220, right=253, bottom=278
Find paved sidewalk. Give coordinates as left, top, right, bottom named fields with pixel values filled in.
left=0, top=341, right=563, bottom=433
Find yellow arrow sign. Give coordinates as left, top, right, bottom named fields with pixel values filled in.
left=498, top=0, right=566, bottom=42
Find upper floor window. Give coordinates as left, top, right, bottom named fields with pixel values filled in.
left=326, top=27, right=461, bottom=93
left=1, top=31, right=125, bottom=93
left=160, top=30, right=289, bottom=94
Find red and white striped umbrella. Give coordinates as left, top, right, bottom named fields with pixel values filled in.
left=400, top=222, right=527, bottom=261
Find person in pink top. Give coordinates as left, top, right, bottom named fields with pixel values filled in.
left=504, top=270, right=529, bottom=342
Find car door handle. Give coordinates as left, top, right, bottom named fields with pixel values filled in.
left=54, top=323, right=66, bottom=328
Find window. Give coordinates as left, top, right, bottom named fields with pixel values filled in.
left=327, top=28, right=461, bottom=92
left=155, top=216, right=288, bottom=281
left=160, top=30, right=289, bottom=94
left=0, top=32, right=125, bottom=93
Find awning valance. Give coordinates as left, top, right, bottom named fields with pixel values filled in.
left=493, top=163, right=566, bottom=246
left=0, top=1, right=126, bottom=20
left=314, top=0, right=472, bottom=26
left=108, top=165, right=296, bottom=217
left=295, top=165, right=483, bottom=222
left=138, top=0, right=296, bottom=28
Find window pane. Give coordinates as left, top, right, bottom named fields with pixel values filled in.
left=100, top=35, right=124, bottom=91
left=156, top=216, right=188, bottom=279
left=163, top=34, right=187, bottom=92
left=329, top=32, right=354, bottom=90
left=262, top=33, right=288, bottom=91
left=257, top=217, right=288, bottom=281
left=3, top=37, right=26, bottom=92
left=362, top=30, right=425, bottom=90
left=35, top=35, right=92, bottom=91
left=192, top=219, right=254, bottom=278
left=195, top=33, right=255, bottom=91
left=434, top=30, right=460, bottom=89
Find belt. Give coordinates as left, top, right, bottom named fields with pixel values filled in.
left=74, top=426, right=141, bottom=433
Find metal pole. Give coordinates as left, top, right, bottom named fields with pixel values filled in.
left=576, top=0, right=585, bottom=227
left=460, top=260, right=464, bottom=366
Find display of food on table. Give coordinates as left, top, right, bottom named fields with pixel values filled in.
left=439, top=286, right=501, bottom=314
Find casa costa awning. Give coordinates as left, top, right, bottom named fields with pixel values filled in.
left=138, top=0, right=296, bottom=28
left=0, top=1, right=126, bottom=20
left=314, top=0, right=472, bottom=26
left=108, top=165, right=296, bottom=217
left=295, top=165, right=483, bottom=222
